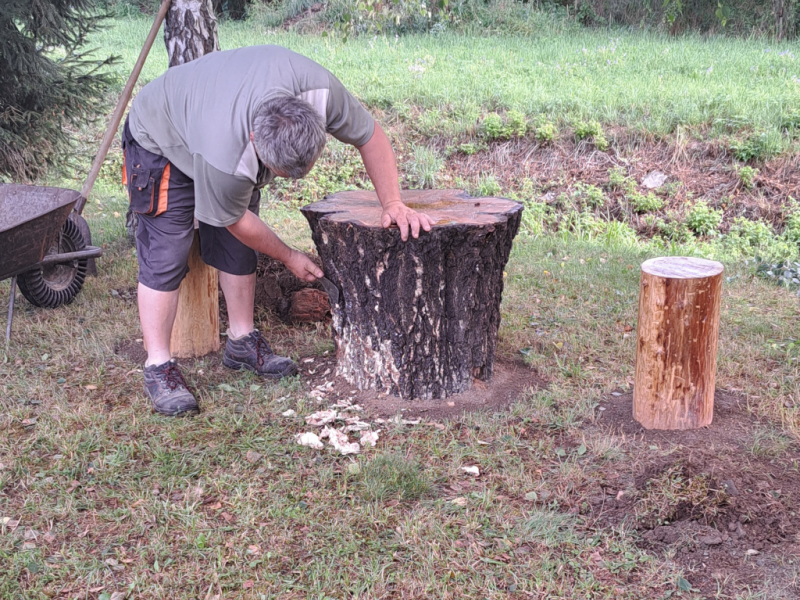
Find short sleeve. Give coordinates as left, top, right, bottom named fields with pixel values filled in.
left=193, top=154, right=255, bottom=227
left=325, top=74, right=375, bottom=148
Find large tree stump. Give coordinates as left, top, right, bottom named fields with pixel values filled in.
left=633, top=257, right=724, bottom=430
left=165, top=0, right=220, bottom=357
left=301, top=189, right=523, bottom=400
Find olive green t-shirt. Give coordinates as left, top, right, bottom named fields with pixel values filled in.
left=128, top=45, right=375, bottom=227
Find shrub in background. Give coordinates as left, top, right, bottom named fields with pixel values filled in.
left=0, top=0, right=116, bottom=181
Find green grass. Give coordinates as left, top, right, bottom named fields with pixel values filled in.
left=93, top=17, right=800, bottom=143
left=2, top=214, right=800, bottom=597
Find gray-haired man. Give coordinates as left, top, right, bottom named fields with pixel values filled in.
left=123, top=45, right=431, bottom=416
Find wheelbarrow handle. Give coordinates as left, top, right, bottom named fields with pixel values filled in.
left=76, top=0, right=173, bottom=214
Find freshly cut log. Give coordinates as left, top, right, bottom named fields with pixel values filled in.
left=170, top=231, right=220, bottom=357
left=301, top=189, right=523, bottom=400
left=633, top=257, right=724, bottom=430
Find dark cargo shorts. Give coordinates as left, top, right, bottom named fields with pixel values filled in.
left=122, top=119, right=259, bottom=292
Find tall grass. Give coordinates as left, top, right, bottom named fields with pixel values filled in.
left=96, top=17, right=800, bottom=141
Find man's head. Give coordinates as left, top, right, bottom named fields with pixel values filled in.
left=252, top=95, right=327, bottom=178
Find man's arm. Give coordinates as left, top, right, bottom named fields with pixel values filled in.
left=357, top=123, right=433, bottom=242
left=226, top=211, right=322, bottom=282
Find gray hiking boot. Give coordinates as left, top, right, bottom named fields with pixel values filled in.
left=222, top=330, right=298, bottom=380
left=143, top=359, right=199, bottom=416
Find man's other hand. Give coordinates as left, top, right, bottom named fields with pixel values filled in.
left=286, top=249, right=324, bottom=282
left=381, top=201, right=434, bottom=242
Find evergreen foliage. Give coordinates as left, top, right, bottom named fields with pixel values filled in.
left=0, top=0, right=116, bottom=181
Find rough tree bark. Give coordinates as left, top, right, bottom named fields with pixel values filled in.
left=164, top=0, right=220, bottom=68
left=302, top=189, right=523, bottom=400
left=633, top=257, right=723, bottom=430
left=165, top=0, right=220, bottom=357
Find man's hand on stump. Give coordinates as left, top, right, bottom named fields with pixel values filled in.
left=285, top=249, right=324, bottom=282
left=381, top=201, right=433, bottom=241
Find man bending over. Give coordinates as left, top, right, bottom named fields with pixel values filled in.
left=123, top=45, right=432, bottom=416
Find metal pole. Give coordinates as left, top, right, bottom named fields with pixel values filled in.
left=6, top=275, right=17, bottom=345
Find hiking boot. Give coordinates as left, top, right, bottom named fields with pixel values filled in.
left=223, top=330, right=298, bottom=380
left=143, top=359, right=199, bottom=416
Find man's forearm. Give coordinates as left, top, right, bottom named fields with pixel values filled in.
left=358, top=122, right=403, bottom=209
left=226, top=210, right=292, bottom=263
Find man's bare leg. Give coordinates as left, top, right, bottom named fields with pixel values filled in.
left=219, top=270, right=298, bottom=378
left=138, top=283, right=180, bottom=366
left=138, top=282, right=199, bottom=415
left=218, top=271, right=256, bottom=337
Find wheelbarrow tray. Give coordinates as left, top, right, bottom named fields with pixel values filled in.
left=0, top=184, right=81, bottom=281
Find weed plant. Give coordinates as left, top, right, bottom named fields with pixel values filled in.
left=737, top=165, right=759, bottom=189
left=629, top=191, right=665, bottom=213
left=407, top=145, right=443, bottom=189
left=685, top=201, right=723, bottom=237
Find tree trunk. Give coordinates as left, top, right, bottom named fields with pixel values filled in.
left=301, top=189, right=523, bottom=400
left=633, top=257, right=723, bottom=430
left=164, top=0, right=220, bottom=68
left=165, top=0, right=220, bottom=357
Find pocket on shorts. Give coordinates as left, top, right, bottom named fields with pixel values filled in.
left=129, top=167, right=160, bottom=216
left=124, top=144, right=170, bottom=217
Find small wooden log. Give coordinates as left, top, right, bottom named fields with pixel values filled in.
left=169, top=231, right=220, bottom=357
left=633, top=257, right=724, bottom=430
left=289, top=288, right=331, bottom=323
left=301, top=189, right=523, bottom=400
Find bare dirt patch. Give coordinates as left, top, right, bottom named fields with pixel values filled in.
left=442, top=133, right=800, bottom=229
left=298, top=353, right=545, bottom=421
left=587, top=391, right=800, bottom=598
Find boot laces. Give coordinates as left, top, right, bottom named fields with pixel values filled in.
left=252, top=331, right=274, bottom=367
left=160, top=363, right=188, bottom=391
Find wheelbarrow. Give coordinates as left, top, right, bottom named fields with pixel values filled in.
left=1, top=185, right=103, bottom=340
left=2, top=0, right=172, bottom=344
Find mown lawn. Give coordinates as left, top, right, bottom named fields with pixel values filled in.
left=2, top=198, right=799, bottom=598
left=93, top=16, right=800, bottom=143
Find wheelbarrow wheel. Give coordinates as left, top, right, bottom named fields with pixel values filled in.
left=17, top=218, right=88, bottom=308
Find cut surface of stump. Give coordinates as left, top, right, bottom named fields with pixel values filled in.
left=301, top=189, right=523, bottom=400
left=633, top=257, right=723, bottom=430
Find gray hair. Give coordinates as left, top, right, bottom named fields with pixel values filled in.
left=252, top=95, right=327, bottom=178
